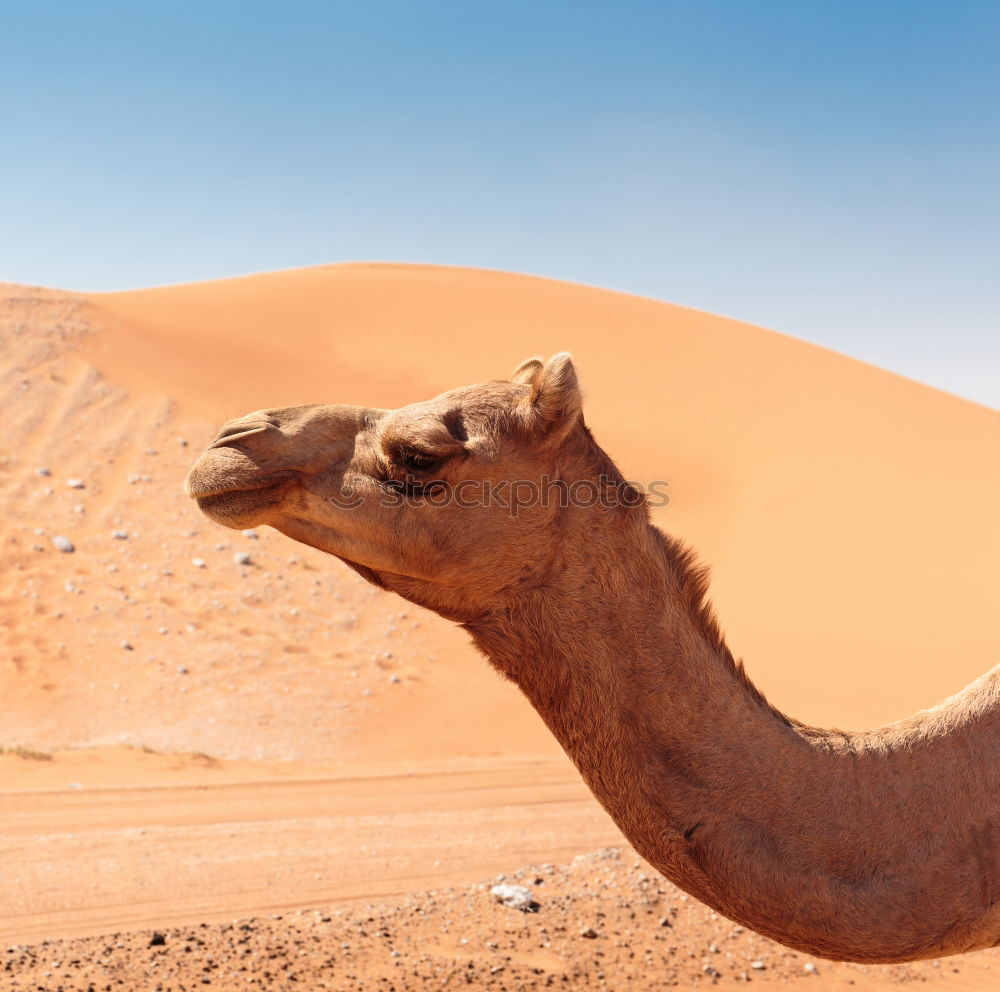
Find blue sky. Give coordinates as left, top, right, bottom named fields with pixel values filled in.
left=2, top=1, right=997, bottom=407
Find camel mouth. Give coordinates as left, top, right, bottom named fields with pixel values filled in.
left=194, top=475, right=296, bottom=526
left=190, top=471, right=297, bottom=502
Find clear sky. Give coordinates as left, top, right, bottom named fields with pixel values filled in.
left=2, top=1, right=997, bottom=407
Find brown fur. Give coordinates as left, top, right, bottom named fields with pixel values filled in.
left=186, top=355, right=1000, bottom=964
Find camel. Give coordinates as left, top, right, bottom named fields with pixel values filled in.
left=185, top=354, right=1000, bottom=964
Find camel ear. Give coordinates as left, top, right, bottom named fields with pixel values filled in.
left=527, top=352, right=582, bottom=444
left=510, top=357, right=543, bottom=385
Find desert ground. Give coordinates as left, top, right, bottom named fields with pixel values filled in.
left=1, top=264, right=997, bottom=990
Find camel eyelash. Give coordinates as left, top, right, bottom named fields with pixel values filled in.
left=394, top=446, right=440, bottom=474
left=378, top=448, right=446, bottom=497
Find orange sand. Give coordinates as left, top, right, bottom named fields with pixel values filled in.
left=84, top=263, right=1000, bottom=730
left=0, top=264, right=997, bottom=990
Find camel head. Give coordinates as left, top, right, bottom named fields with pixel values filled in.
left=185, top=354, right=641, bottom=620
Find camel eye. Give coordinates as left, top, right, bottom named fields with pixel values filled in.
left=399, top=448, right=438, bottom=473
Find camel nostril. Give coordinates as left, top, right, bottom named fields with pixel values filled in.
left=210, top=422, right=276, bottom=450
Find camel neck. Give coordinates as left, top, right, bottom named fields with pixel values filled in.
left=465, top=513, right=805, bottom=894
left=463, top=512, right=1000, bottom=962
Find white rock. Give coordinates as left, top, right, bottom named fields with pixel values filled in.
left=242, top=529, right=259, bottom=539
left=51, top=535, right=74, bottom=553
left=191, top=557, right=206, bottom=568
left=490, top=883, right=535, bottom=911
left=66, top=478, right=85, bottom=489
left=234, top=551, right=252, bottom=565
left=112, top=530, right=129, bottom=540
left=36, top=467, right=51, bottom=477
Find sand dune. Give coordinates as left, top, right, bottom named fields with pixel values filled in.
left=1, top=264, right=997, bottom=988
left=84, top=263, right=1000, bottom=730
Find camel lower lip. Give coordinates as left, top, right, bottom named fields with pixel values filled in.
left=195, top=479, right=290, bottom=515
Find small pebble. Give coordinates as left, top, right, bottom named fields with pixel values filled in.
left=66, top=478, right=85, bottom=489
left=51, top=535, right=74, bottom=553
left=191, top=557, right=206, bottom=568
left=36, top=467, right=51, bottom=476
left=112, top=530, right=129, bottom=540
left=242, top=529, right=259, bottom=539
left=490, top=884, right=535, bottom=911
left=234, top=551, right=252, bottom=566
